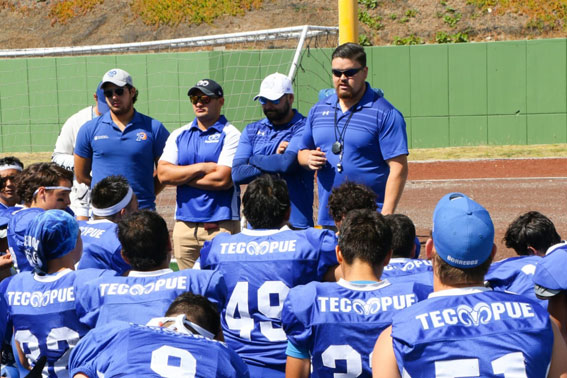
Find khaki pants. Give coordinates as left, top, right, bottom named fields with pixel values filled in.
left=173, top=220, right=240, bottom=270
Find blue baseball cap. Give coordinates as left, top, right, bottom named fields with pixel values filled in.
left=24, top=209, right=79, bottom=275
left=432, top=192, right=494, bottom=268
left=534, top=243, right=567, bottom=298
left=95, top=81, right=110, bottom=115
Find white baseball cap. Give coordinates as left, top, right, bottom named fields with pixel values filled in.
left=102, top=68, right=133, bottom=87
left=254, top=72, right=293, bottom=101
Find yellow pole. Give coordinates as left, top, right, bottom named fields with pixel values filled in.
left=338, top=0, right=359, bottom=44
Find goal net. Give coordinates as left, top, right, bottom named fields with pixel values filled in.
left=0, top=25, right=338, bottom=154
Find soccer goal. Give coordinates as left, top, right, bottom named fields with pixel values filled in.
left=0, top=25, right=338, bottom=154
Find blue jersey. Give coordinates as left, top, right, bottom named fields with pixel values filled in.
left=298, top=84, right=408, bottom=226
left=159, top=116, right=241, bottom=223
left=69, top=322, right=250, bottom=378
left=199, top=226, right=338, bottom=374
left=391, top=288, right=554, bottom=378
left=7, top=207, right=44, bottom=272
left=0, top=268, right=113, bottom=378
left=232, top=111, right=314, bottom=228
left=485, top=255, right=545, bottom=304
left=381, top=258, right=433, bottom=286
left=282, top=279, right=431, bottom=377
left=74, top=110, right=169, bottom=210
left=77, top=219, right=130, bottom=274
left=75, top=268, right=227, bottom=328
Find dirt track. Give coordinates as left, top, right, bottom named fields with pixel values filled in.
left=403, top=158, right=567, bottom=260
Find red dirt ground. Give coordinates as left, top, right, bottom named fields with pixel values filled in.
left=404, top=158, right=567, bottom=260
left=156, top=157, right=567, bottom=262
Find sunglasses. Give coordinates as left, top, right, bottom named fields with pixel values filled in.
left=331, top=67, right=364, bottom=78
left=190, top=95, right=218, bottom=105
left=103, top=87, right=126, bottom=98
left=258, top=96, right=282, bottom=105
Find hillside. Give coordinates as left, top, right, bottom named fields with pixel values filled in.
left=1, top=0, right=566, bottom=50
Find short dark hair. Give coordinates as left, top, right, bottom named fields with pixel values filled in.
left=332, top=43, right=366, bottom=68
left=433, top=251, right=493, bottom=285
left=91, top=175, right=130, bottom=214
left=503, top=211, right=561, bottom=255
left=328, top=181, right=377, bottom=224
left=0, top=156, right=23, bottom=170
left=338, top=209, right=392, bottom=267
left=15, top=162, right=72, bottom=205
left=126, top=84, right=138, bottom=104
left=242, top=175, right=290, bottom=229
left=165, top=292, right=221, bottom=337
left=118, top=210, right=170, bottom=271
left=385, top=214, right=416, bottom=258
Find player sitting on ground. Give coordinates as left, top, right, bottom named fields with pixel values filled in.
left=485, top=211, right=562, bottom=304
left=381, top=214, right=432, bottom=285
left=533, top=244, right=567, bottom=342
left=327, top=180, right=377, bottom=230
left=75, top=209, right=227, bottom=328
left=69, top=293, right=250, bottom=378
left=372, top=192, right=567, bottom=378
left=282, top=209, right=431, bottom=377
left=0, top=210, right=114, bottom=377
left=77, top=175, right=138, bottom=275
left=198, top=174, right=339, bottom=377
left=8, top=162, right=73, bottom=272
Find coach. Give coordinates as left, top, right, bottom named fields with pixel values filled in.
left=157, top=79, right=241, bottom=270
left=297, top=43, right=408, bottom=227
left=74, top=68, right=170, bottom=210
left=232, top=72, right=314, bottom=229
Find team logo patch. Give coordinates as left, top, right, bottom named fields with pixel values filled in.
left=257, top=130, right=266, bottom=136
left=456, top=302, right=492, bottom=326
left=322, top=110, right=330, bottom=116
left=204, top=134, right=221, bottom=143
left=136, top=132, right=148, bottom=141
left=107, top=70, right=118, bottom=77
left=197, top=80, right=209, bottom=86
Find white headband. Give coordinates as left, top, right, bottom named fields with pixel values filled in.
left=146, top=314, right=215, bottom=339
left=0, top=164, right=22, bottom=172
left=92, top=187, right=134, bottom=217
left=32, top=185, right=72, bottom=197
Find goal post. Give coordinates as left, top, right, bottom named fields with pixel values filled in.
left=0, top=25, right=338, bottom=153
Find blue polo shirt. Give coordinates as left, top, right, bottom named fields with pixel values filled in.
left=299, top=83, right=408, bottom=226
left=232, top=110, right=314, bottom=228
left=74, top=110, right=169, bottom=210
left=159, top=116, right=241, bottom=223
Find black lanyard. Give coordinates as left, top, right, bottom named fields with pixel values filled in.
left=333, top=103, right=356, bottom=173
left=333, top=104, right=356, bottom=155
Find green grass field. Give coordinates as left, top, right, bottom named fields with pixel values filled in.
left=8, top=144, right=567, bottom=167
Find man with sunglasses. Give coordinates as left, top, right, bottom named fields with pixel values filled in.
left=297, top=43, right=408, bottom=229
left=158, top=79, right=241, bottom=270
left=74, top=68, right=170, bottom=210
left=232, top=72, right=314, bottom=229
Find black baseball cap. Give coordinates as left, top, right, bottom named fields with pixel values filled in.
left=187, top=79, right=223, bottom=97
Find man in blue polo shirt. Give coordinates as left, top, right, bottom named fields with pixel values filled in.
left=232, top=73, right=313, bottom=229
left=158, top=79, right=241, bottom=270
left=297, top=43, right=408, bottom=228
left=74, top=68, right=170, bottom=210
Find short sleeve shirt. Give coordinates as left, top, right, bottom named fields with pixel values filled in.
left=159, top=116, right=241, bottom=223
left=299, top=84, right=408, bottom=226
left=75, top=110, right=170, bottom=210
